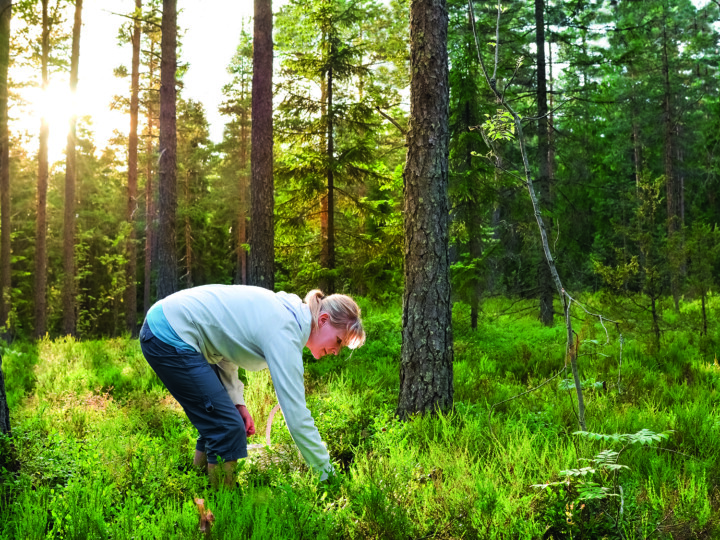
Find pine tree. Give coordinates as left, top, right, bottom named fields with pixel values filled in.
left=219, top=27, right=253, bottom=285
left=397, top=0, right=453, bottom=418
left=125, top=0, right=141, bottom=335
left=0, top=0, right=10, bottom=333
left=33, top=0, right=50, bottom=337
left=155, top=0, right=178, bottom=299
left=61, top=0, right=82, bottom=336
left=249, top=0, right=274, bottom=290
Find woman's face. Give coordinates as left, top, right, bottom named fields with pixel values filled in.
left=306, top=313, right=346, bottom=359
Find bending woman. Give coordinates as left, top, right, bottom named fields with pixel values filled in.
left=139, top=285, right=365, bottom=487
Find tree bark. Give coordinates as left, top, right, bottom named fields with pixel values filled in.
left=397, top=0, right=453, bottom=419
left=184, top=170, right=192, bottom=287
left=143, top=38, right=156, bottom=315
left=535, top=0, right=553, bottom=327
left=156, top=0, right=178, bottom=300
left=125, top=0, right=141, bottom=336
left=319, top=76, right=329, bottom=291
left=34, top=0, right=50, bottom=338
left=62, top=0, right=82, bottom=336
left=249, top=0, right=274, bottom=290
left=662, top=17, right=681, bottom=310
left=0, top=1, right=8, bottom=433
left=0, top=0, right=11, bottom=333
left=236, top=73, right=249, bottom=285
left=324, top=62, right=335, bottom=294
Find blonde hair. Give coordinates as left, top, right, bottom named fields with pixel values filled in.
left=304, top=289, right=366, bottom=349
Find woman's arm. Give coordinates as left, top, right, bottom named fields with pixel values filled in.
left=258, top=322, right=333, bottom=478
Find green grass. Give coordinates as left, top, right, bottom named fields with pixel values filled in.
left=2, top=294, right=720, bottom=538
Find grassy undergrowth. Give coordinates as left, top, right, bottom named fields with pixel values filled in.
left=2, top=294, right=720, bottom=538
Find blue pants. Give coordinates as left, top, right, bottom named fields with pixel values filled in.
left=139, top=321, right=247, bottom=464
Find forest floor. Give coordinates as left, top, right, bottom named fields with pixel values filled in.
left=2, top=293, right=720, bottom=539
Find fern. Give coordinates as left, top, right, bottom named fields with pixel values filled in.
left=573, top=428, right=673, bottom=446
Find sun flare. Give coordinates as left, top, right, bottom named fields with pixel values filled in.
left=12, top=79, right=79, bottom=164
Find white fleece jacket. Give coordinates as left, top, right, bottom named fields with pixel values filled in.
left=156, top=284, right=332, bottom=477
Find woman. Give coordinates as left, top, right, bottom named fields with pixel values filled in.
left=139, top=285, right=365, bottom=487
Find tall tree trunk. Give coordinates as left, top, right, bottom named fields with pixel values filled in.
left=125, top=0, right=141, bottom=335
left=662, top=16, right=681, bottom=310
left=34, top=0, right=50, bottom=338
left=397, top=0, right=453, bottom=419
left=324, top=62, right=335, bottom=294
left=156, top=0, right=178, bottom=300
left=0, top=2, right=10, bottom=458
left=662, top=22, right=678, bottom=234
left=236, top=76, right=249, bottom=285
left=143, top=40, right=156, bottom=315
left=465, top=102, right=481, bottom=330
left=0, top=0, right=11, bottom=333
left=62, top=0, right=82, bottom=336
left=547, top=21, right=555, bottom=183
left=184, top=171, right=192, bottom=288
left=249, top=0, right=274, bottom=290
left=143, top=160, right=154, bottom=314
left=535, top=0, right=553, bottom=327
left=319, top=76, right=329, bottom=291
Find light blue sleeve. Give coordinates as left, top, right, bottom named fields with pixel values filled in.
left=256, top=312, right=333, bottom=478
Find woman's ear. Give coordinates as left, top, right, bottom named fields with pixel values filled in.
left=318, top=312, right=329, bottom=327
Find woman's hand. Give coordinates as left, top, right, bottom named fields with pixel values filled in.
left=235, top=404, right=256, bottom=436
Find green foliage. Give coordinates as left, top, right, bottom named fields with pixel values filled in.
left=3, top=298, right=720, bottom=537
left=480, top=109, right=516, bottom=142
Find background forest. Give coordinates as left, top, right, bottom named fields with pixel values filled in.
left=0, top=0, right=717, bottom=339
left=2, top=0, right=720, bottom=538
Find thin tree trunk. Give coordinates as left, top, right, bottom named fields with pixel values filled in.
left=249, top=0, right=274, bottom=290
left=465, top=100, right=481, bottom=330
left=143, top=159, right=154, bottom=314
left=236, top=75, right=249, bottom=285
left=0, top=0, right=11, bottom=333
left=397, top=0, right=453, bottom=419
left=62, top=0, right=82, bottom=336
left=662, top=17, right=681, bottom=310
left=34, top=0, right=50, bottom=338
left=0, top=354, right=8, bottom=435
left=184, top=171, right=192, bottom=288
left=143, top=40, right=156, bottom=315
left=535, top=0, right=553, bottom=327
left=651, top=294, right=660, bottom=345
left=325, top=62, right=335, bottom=294
left=0, top=3, right=9, bottom=452
left=156, top=0, right=178, bottom=300
left=319, top=76, right=329, bottom=291
left=126, top=0, right=141, bottom=335
left=547, top=24, right=555, bottom=182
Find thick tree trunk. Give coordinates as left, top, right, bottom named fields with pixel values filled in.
left=0, top=0, right=11, bottom=332
left=535, top=0, right=553, bottom=327
left=156, top=0, right=178, bottom=300
left=34, top=0, right=50, bottom=338
left=249, top=0, right=274, bottom=290
left=397, top=0, right=453, bottom=419
left=125, top=0, right=141, bottom=336
left=62, top=0, right=82, bottom=336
